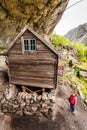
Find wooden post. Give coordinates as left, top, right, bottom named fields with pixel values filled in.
left=21, top=36, right=24, bottom=54
left=42, top=88, right=45, bottom=93
left=22, top=86, right=26, bottom=92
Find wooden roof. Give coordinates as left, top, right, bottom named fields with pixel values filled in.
left=6, top=25, right=59, bottom=56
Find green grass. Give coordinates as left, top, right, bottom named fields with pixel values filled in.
left=71, top=75, right=80, bottom=83
left=81, top=89, right=87, bottom=98
left=66, top=72, right=87, bottom=91
left=81, top=63, right=87, bottom=70
left=0, top=45, right=6, bottom=50
left=50, top=34, right=87, bottom=63
left=72, top=75, right=87, bottom=98
left=74, top=62, right=87, bottom=71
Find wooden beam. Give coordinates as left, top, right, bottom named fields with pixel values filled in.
left=0, top=53, right=7, bottom=56
left=21, top=36, right=24, bottom=54
left=11, top=81, right=54, bottom=89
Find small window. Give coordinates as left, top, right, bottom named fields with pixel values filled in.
left=24, top=39, right=36, bottom=51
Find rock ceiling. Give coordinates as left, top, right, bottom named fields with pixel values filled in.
left=0, top=0, right=69, bottom=45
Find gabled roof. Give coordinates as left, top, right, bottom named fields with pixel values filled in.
left=6, top=25, right=59, bottom=56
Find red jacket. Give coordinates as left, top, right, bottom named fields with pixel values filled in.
left=69, top=94, right=77, bottom=106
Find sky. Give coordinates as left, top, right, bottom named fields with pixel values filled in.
left=54, top=0, right=87, bottom=35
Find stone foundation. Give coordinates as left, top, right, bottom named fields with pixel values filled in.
left=0, top=90, right=55, bottom=118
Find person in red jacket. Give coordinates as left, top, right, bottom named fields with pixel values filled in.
left=68, top=93, right=77, bottom=112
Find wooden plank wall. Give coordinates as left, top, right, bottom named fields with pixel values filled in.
left=8, top=30, right=58, bottom=88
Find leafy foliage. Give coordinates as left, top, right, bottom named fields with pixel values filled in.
left=75, top=43, right=87, bottom=62
left=50, top=34, right=87, bottom=98
left=49, top=34, right=87, bottom=62
left=49, top=34, right=73, bottom=48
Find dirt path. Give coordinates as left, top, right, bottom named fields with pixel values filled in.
left=0, top=84, right=87, bottom=130
left=56, top=84, right=87, bottom=130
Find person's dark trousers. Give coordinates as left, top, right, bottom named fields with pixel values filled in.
left=70, top=104, right=75, bottom=112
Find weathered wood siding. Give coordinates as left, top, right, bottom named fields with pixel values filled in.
left=7, top=30, right=58, bottom=88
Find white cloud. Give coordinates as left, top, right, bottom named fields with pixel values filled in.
left=54, top=0, right=87, bottom=35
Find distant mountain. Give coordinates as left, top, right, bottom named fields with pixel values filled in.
left=65, top=23, right=87, bottom=45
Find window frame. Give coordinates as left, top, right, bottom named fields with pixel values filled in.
left=24, top=38, right=36, bottom=52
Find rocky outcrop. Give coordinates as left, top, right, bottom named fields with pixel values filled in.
left=65, top=23, right=87, bottom=45
left=0, top=0, right=68, bottom=45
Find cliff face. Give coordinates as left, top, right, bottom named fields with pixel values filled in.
left=65, top=23, right=87, bottom=45
left=0, top=0, right=68, bottom=45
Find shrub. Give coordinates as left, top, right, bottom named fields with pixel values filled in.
left=49, top=34, right=87, bottom=62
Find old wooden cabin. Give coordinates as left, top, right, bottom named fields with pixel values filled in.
left=6, top=25, right=58, bottom=92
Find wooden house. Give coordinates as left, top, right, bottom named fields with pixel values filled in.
left=6, top=25, right=58, bottom=90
